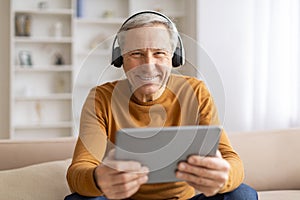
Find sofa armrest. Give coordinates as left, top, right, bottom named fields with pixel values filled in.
left=0, top=137, right=76, bottom=170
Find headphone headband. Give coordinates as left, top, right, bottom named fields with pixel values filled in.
left=111, top=10, right=185, bottom=68
left=120, top=10, right=175, bottom=30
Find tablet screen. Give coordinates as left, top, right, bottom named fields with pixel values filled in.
left=115, top=125, right=221, bottom=183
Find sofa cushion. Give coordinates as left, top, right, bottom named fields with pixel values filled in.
left=0, top=159, right=71, bottom=200
left=259, top=190, right=300, bottom=200
left=229, top=128, right=300, bottom=191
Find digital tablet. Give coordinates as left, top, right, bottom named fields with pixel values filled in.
left=115, top=125, right=221, bottom=183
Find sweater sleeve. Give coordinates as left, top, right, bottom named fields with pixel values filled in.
left=66, top=139, right=104, bottom=196
left=198, top=81, right=244, bottom=193
left=218, top=130, right=245, bottom=193
left=66, top=88, right=108, bottom=196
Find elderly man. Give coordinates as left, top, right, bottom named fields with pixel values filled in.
left=65, top=11, right=257, bottom=200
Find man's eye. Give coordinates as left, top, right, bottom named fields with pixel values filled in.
left=130, top=52, right=142, bottom=56
left=154, top=51, right=167, bottom=56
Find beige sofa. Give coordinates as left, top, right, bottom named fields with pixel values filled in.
left=0, top=129, right=299, bottom=200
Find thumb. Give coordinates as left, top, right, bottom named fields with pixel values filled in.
left=103, top=148, right=115, bottom=163
left=216, top=150, right=222, bottom=158
left=107, top=148, right=116, bottom=159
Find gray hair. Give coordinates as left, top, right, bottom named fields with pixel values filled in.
left=117, top=12, right=179, bottom=53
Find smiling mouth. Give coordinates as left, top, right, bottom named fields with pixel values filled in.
left=137, top=75, right=160, bottom=81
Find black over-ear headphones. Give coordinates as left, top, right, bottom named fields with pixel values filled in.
left=111, top=10, right=185, bottom=68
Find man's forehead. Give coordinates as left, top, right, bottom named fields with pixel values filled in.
left=119, top=26, right=173, bottom=54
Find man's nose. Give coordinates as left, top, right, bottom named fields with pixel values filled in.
left=144, top=53, right=155, bottom=64
left=140, top=54, right=156, bottom=72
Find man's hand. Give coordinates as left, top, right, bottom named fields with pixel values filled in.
left=175, top=150, right=230, bottom=197
left=94, top=149, right=149, bottom=199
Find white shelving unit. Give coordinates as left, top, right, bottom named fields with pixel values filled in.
left=10, top=0, right=74, bottom=139
left=10, top=0, right=196, bottom=139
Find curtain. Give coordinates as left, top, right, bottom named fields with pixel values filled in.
left=252, top=0, right=300, bottom=130
left=197, top=0, right=300, bottom=132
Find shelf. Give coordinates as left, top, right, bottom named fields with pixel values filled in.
left=9, top=0, right=190, bottom=140
left=163, top=11, right=185, bottom=18
left=75, top=17, right=125, bottom=24
left=15, top=93, right=72, bottom=101
left=14, top=8, right=73, bottom=15
left=14, top=65, right=73, bottom=72
left=14, top=36, right=72, bottom=43
left=14, top=121, right=73, bottom=129
left=76, top=49, right=110, bottom=57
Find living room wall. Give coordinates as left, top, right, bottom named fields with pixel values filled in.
left=0, top=0, right=10, bottom=138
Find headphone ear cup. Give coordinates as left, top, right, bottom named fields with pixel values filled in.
left=172, top=47, right=183, bottom=67
left=111, top=47, right=123, bottom=68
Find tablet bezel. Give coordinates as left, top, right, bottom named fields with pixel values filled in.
left=115, top=125, right=221, bottom=183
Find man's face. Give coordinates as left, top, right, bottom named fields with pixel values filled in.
left=121, top=24, right=173, bottom=101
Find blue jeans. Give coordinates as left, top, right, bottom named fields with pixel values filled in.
left=64, top=183, right=258, bottom=200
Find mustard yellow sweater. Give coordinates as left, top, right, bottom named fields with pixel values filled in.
left=67, top=74, right=244, bottom=199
